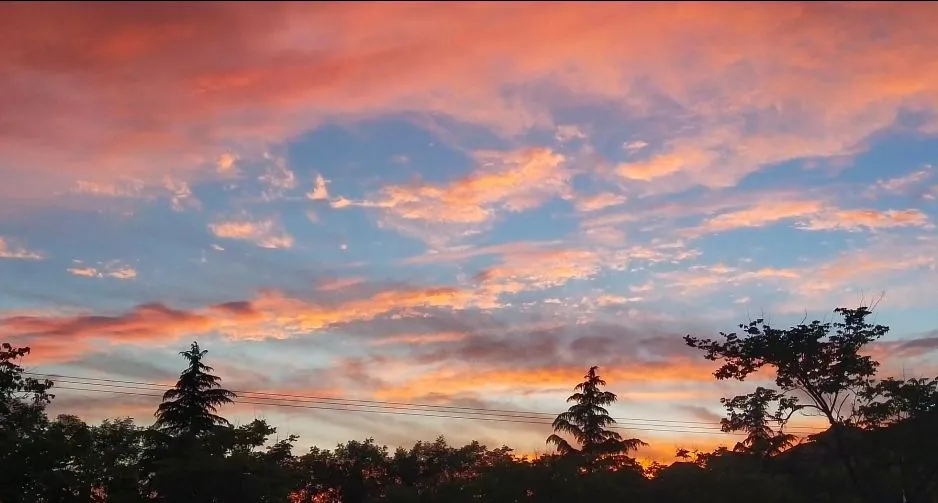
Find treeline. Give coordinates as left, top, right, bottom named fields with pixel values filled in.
left=1, top=307, right=936, bottom=502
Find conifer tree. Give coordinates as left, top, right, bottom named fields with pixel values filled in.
left=546, top=366, right=644, bottom=461
left=154, top=342, right=235, bottom=436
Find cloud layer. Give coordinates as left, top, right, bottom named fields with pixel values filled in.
left=2, top=2, right=937, bottom=462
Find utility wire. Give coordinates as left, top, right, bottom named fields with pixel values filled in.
left=52, top=385, right=751, bottom=437
left=24, top=372, right=823, bottom=433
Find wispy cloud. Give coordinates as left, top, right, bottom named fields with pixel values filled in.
left=865, top=166, right=933, bottom=198
left=67, top=260, right=137, bottom=280
left=0, top=284, right=499, bottom=363
left=307, top=174, right=330, bottom=201
left=0, top=236, right=43, bottom=260
left=575, top=192, right=628, bottom=213
left=335, top=148, right=570, bottom=245
left=798, top=208, right=931, bottom=232
left=258, top=153, right=297, bottom=201
left=208, top=217, right=294, bottom=249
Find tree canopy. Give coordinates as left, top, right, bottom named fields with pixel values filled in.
left=1, top=306, right=936, bottom=502
left=154, top=341, right=236, bottom=437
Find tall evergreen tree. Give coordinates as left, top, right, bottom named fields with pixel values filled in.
left=546, top=366, right=644, bottom=460
left=154, top=342, right=235, bottom=436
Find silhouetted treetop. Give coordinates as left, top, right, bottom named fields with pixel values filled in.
left=547, top=366, right=645, bottom=461
left=154, top=341, right=235, bottom=436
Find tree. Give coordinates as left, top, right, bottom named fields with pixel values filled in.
left=684, top=306, right=889, bottom=503
left=0, top=343, right=55, bottom=503
left=154, top=341, right=235, bottom=436
left=857, top=377, right=938, bottom=503
left=721, top=387, right=796, bottom=458
left=546, top=366, right=645, bottom=463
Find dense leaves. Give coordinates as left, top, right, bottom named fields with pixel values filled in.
left=546, top=365, right=646, bottom=462
left=154, top=341, right=236, bottom=436
left=1, top=306, right=936, bottom=502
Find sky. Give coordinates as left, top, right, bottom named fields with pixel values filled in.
left=1, top=2, right=938, bottom=463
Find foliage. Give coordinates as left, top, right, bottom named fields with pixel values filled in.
left=154, top=341, right=236, bottom=437
left=546, top=365, right=645, bottom=463
left=720, top=387, right=796, bottom=457
left=2, top=312, right=937, bottom=502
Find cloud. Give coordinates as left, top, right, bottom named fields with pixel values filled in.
left=369, top=331, right=469, bottom=347
left=0, top=236, right=43, bottom=260
left=374, top=361, right=714, bottom=401
left=655, top=264, right=800, bottom=296
left=401, top=241, right=557, bottom=266
left=554, top=124, right=587, bottom=143
left=257, top=153, right=297, bottom=201
left=69, top=176, right=200, bottom=212
left=617, top=146, right=716, bottom=183
left=217, top=152, right=239, bottom=174
left=336, top=147, right=570, bottom=245
left=866, top=166, right=934, bottom=198
left=798, top=208, right=931, bottom=232
left=4, top=3, right=938, bottom=211
left=623, top=140, right=649, bottom=153
left=475, top=248, right=606, bottom=294
left=208, top=217, right=294, bottom=249
left=574, top=192, right=628, bottom=213
left=693, top=199, right=825, bottom=234
left=67, top=261, right=137, bottom=280
left=307, top=173, right=330, bottom=200
left=315, top=276, right=365, bottom=292
left=688, top=198, right=931, bottom=235
left=0, top=284, right=498, bottom=363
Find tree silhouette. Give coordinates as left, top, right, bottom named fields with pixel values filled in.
left=685, top=307, right=889, bottom=503
left=0, top=343, right=55, bottom=503
left=721, top=387, right=795, bottom=458
left=546, top=366, right=645, bottom=462
left=154, top=341, right=235, bottom=436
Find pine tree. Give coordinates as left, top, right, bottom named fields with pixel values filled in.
left=546, top=366, right=644, bottom=460
left=154, top=342, right=235, bottom=436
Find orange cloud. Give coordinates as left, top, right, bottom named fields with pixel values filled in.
left=307, top=173, right=330, bottom=200
left=0, top=236, right=43, bottom=260
left=315, top=276, right=365, bottom=292
left=7, top=3, right=935, bottom=210
left=475, top=248, right=605, bottom=294
left=574, top=192, right=628, bottom=213
left=617, top=146, right=716, bottom=183
left=695, top=199, right=825, bottom=234
left=67, top=260, right=137, bottom=280
left=335, top=147, right=569, bottom=244
left=374, top=360, right=716, bottom=401
left=208, top=217, right=294, bottom=249
left=0, top=284, right=497, bottom=363
left=369, top=331, right=469, bottom=347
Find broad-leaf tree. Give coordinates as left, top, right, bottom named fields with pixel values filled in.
left=546, top=366, right=645, bottom=463
left=721, top=387, right=796, bottom=458
left=684, top=307, right=889, bottom=503
left=858, top=377, right=938, bottom=503
left=0, top=343, right=54, bottom=503
left=154, top=341, right=236, bottom=436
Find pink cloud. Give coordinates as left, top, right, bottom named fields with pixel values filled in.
left=3, top=3, right=938, bottom=210
left=208, top=217, right=294, bottom=249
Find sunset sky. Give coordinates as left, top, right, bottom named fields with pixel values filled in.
left=2, top=2, right=937, bottom=462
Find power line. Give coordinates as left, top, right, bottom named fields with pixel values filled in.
left=52, top=385, right=751, bottom=437
left=26, top=372, right=826, bottom=433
